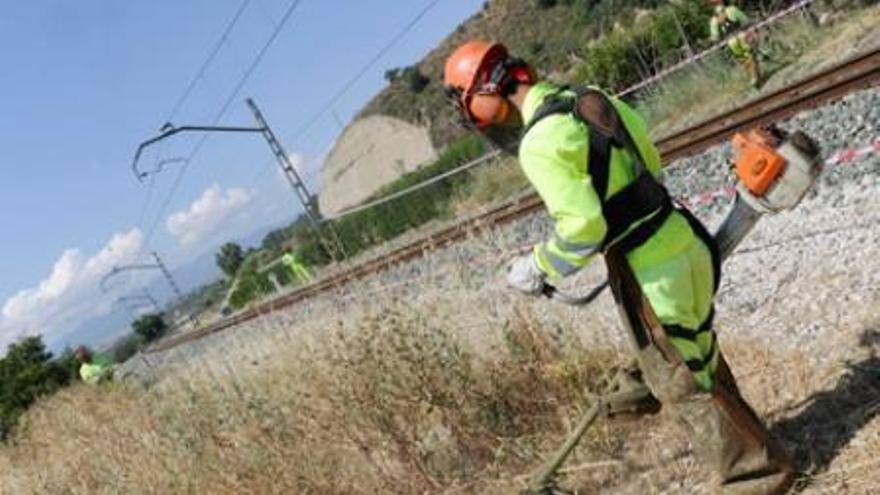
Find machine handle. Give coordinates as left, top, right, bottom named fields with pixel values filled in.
left=540, top=281, right=609, bottom=306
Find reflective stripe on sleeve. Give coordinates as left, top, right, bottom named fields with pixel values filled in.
left=552, top=234, right=600, bottom=258
left=535, top=244, right=582, bottom=277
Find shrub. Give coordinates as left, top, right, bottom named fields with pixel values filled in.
left=228, top=253, right=275, bottom=310
left=403, top=66, right=430, bottom=93
left=573, top=0, right=711, bottom=91
left=325, top=135, right=486, bottom=256
left=0, top=336, right=74, bottom=439
left=276, top=135, right=487, bottom=266
left=132, top=313, right=168, bottom=343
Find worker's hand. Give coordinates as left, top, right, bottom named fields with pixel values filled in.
left=506, top=254, right=546, bottom=296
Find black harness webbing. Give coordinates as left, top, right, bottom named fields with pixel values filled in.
left=524, top=86, right=721, bottom=291
left=525, top=88, right=671, bottom=253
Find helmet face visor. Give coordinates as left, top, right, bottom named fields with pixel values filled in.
left=445, top=44, right=511, bottom=128
left=444, top=85, right=477, bottom=128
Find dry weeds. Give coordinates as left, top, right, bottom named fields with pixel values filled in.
left=1, top=286, right=878, bottom=494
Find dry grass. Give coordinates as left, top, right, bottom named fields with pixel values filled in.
left=1, top=283, right=878, bottom=494
left=0, top=300, right=623, bottom=494
left=451, top=157, right=531, bottom=215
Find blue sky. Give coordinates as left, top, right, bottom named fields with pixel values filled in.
left=0, top=0, right=484, bottom=351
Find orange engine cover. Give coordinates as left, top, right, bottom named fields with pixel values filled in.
left=732, top=129, right=787, bottom=197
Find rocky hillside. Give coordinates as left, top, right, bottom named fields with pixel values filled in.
left=357, top=0, right=671, bottom=148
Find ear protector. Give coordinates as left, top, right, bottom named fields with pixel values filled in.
left=456, top=56, right=536, bottom=129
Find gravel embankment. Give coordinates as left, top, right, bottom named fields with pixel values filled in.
left=119, top=87, right=880, bottom=385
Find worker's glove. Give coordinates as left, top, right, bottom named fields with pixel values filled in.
left=506, top=254, right=546, bottom=296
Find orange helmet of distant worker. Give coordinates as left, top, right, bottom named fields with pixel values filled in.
left=444, top=41, right=535, bottom=129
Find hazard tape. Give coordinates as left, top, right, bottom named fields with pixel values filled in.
left=822, top=136, right=880, bottom=168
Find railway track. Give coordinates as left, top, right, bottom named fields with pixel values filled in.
left=148, top=47, right=880, bottom=354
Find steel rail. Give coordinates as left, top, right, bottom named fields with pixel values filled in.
left=146, top=47, right=880, bottom=354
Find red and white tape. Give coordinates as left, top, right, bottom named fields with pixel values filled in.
left=822, top=136, right=880, bottom=168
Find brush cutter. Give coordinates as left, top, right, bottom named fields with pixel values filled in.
left=523, top=126, right=820, bottom=494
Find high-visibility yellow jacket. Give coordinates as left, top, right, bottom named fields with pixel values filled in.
left=79, top=354, right=113, bottom=385
left=710, top=5, right=753, bottom=59
left=519, top=82, right=719, bottom=390
left=281, top=252, right=313, bottom=283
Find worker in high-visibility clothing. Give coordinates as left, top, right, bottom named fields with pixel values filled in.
left=281, top=249, right=313, bottom=284
left=444, top=41, right=794, bottom=494
left=74, top=347, right=114, bottom=385
left=710, top=0, right=762, bottom=87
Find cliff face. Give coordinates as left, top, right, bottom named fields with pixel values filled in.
left=318, top=115, right=437, bottom=216
left=319, top=0, right=667, bottom=211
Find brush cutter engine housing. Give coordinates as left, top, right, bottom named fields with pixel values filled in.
left=733, top=126, right=821, bottom=213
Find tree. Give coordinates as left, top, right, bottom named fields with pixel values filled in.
left=131, top=313, right=167, bottom=343
left=0, top=335, right=72, bottom=439
left=215, top=242, right=245, bottom=278
left=227, top=254, right=275, bottom=310
left=261, top=228, right=290, bottom=253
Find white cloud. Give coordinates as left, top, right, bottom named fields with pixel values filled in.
left=0, top=229, right=145, bottom=350
left=166, top=185, right=253, bottom=246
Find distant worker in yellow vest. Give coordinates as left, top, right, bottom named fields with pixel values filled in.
left=710, top=0, right=762, bottom=87
left=74, top=347, right=114, bottom=385
left=281, top=249, right=313, bottom=284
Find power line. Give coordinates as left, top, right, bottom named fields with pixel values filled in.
left=285, top=0, right=442, bottom=145
left=134, top=0, right=251, bottom=238
left=244, top=0, right=443, bottom=196
left=140, top=0, right=305, bottom=251
left=166, top=0, right=252, bottom=122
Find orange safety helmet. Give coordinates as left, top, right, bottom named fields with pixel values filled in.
left=444, top=41, right=535, bottom=128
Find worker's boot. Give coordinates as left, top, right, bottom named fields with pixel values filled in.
left=637, top=346, right=794, bottom=495
left=601, top=366, right=661, bottom=419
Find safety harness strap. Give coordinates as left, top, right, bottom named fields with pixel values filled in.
left=525, top=86, right=672, bottom=254
left=587, top=124, right=612, bottom=207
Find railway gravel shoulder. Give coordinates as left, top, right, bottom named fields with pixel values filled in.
left=119, top=66, right=880, bottom=383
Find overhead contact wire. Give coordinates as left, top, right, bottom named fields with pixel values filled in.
left=142, top=0, right=305, bottom=251
left=286, top=0, right=443, bottom=144
left=134, top=0, right=252, bottom=248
